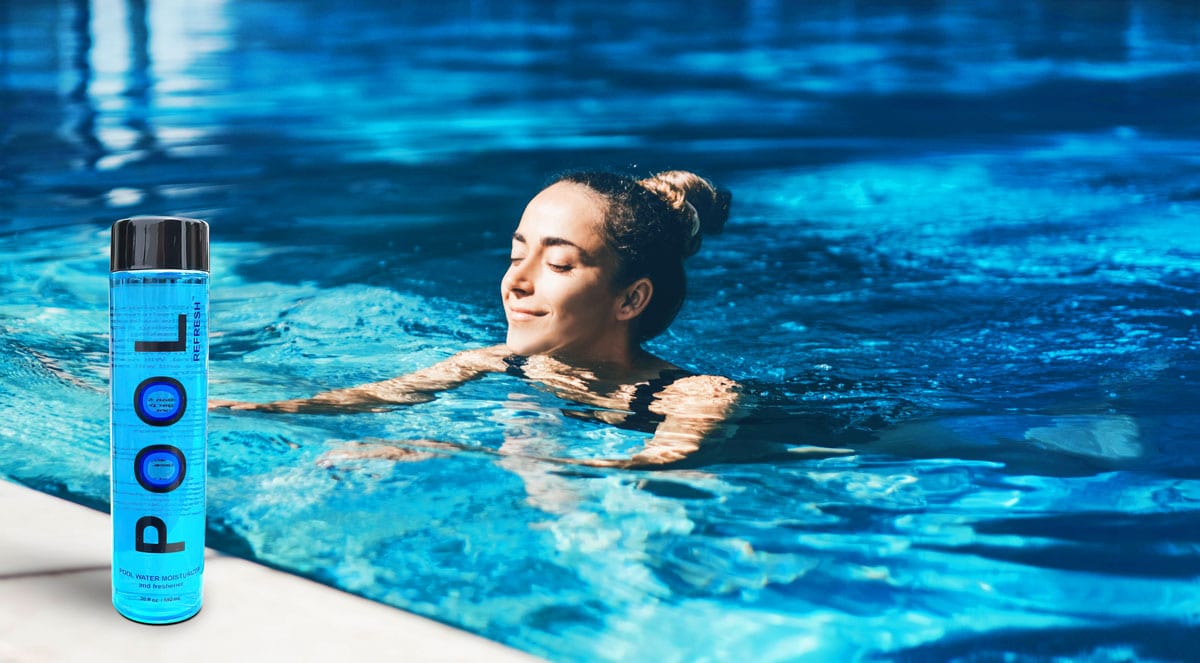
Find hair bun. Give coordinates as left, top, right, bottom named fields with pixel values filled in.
left=638, top=170, right=732, bottom=257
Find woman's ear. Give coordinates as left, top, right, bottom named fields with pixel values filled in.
left=616, top=278, right=653, bottom=321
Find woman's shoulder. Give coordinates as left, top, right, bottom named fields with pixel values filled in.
left=636, top=356, right=741, bottom=417
left=624, top=372, right=737, bottom=425
left=655, top=373, right=741, bottom=405
left=632, top=351, right=721, bottom=381
left=633, top=352, right=740, bottom=397
left=447, top=344, right=512, bottom=372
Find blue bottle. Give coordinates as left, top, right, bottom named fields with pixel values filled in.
left=109, top=216, right=209, bottom=624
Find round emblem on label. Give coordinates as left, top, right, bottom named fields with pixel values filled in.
left=134, top=376, right=187, bottom=426
left=134, top=444, right=187, bottom=493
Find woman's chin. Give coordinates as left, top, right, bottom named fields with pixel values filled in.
left=504, top=334, right=546, bottom=357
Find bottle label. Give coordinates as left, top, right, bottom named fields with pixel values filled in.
left=110, top=272, right=207, bottom=619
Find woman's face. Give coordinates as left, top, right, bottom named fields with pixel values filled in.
left=501, top=182, right=628, bottom=361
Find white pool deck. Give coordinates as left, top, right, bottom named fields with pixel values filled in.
left=0, top=479, right=540, bottom=663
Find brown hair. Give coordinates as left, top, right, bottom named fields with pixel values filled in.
left=552, top=169, right=732, bottom=343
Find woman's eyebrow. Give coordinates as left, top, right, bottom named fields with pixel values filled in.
left=512, top=232, right=594, bottom=262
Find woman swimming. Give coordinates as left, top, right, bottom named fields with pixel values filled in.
left=214, top=169, right=849, bottom=468
left=213, top=170, right=1144, bottom=474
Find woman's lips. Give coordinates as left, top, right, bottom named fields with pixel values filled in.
left=506, top=306, right=546, bottom=321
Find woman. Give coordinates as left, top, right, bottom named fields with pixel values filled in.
left=215, top=170, right=848, bottom=468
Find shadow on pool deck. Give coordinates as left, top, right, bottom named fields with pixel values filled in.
left=0, top=479, right=539, bottom=662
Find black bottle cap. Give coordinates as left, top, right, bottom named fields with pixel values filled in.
left=110, top=216, right=209, bottom=273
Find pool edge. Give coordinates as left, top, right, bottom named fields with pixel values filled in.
left=0, top=478, right=541, bottom=662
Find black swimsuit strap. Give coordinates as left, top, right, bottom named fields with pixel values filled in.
left=628, top=369, right=693, bottom=412
left=503, top=354, right=529, bottom=378
left=618, top=369, right=694, bottom=432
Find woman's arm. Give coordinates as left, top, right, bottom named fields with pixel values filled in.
left=212, top=345, right=511, bottom=413
left=314, top=371, right=850, bottom=469
left=312, top=376, right=742, bottom=468
left=583, top=376, right=852, bottom=469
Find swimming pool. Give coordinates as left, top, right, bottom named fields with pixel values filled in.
left=3, top=0, right=1199, bottom=659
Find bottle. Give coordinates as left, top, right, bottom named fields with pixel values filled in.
left=109, top=216, right=209, bottom=624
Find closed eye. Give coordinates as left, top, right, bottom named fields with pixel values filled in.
left=548, top=262, right=573, bottom=273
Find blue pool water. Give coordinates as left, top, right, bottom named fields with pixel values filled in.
left=3, top=0, right=1200, bottom=659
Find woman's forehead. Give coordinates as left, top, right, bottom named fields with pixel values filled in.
left=515, top=182, right=607, bottom=249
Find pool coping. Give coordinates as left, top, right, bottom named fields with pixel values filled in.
left=0, top=478, right=540, bottom=662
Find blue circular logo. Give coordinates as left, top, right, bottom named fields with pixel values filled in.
left=134, top=444, right=187, bottom=493
left=134, top=376, right=187, bottom=426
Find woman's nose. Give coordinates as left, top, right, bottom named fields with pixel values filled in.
left=505, top=261, right=534, bottom=295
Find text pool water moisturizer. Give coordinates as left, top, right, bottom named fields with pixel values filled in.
left=109, top=216, right=209, bottom=624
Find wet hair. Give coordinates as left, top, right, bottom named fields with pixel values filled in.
left=551, top=169, right=732, bottom=343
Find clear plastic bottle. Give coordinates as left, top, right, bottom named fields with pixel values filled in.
left=109, top=216, right=209, bottom=624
